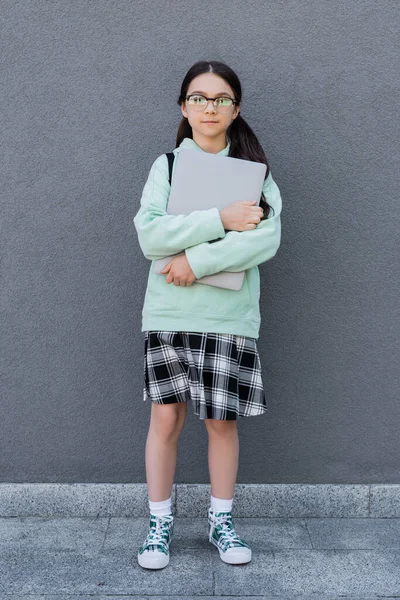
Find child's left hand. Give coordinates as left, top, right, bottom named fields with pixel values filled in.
left=161, top=253, right=197, bottom=287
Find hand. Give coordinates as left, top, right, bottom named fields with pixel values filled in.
left=161, top=253, right=197, bottom=287
left=219, top=200, right=264, bottom=231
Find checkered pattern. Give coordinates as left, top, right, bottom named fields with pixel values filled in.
left=208, top=508, right=252, bottom=563
left=208, top=509, right=250, bottom=551
left=138, top=513, right=174, bottom=557
left=142, top=330, right=267, bottom=420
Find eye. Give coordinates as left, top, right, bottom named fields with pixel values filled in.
left=188, top=95, right=206, bottom=104
left=216, top=97, right=233, bottom=107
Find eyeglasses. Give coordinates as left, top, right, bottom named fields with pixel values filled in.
left=185, top=94, right=238, bottom=113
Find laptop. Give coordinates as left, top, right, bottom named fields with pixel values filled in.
left=153, top=148, right=267, bottom=291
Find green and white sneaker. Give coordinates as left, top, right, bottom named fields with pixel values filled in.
left=208, top=507, right=252, bottom=564
left=137, top=512, right=174, bottom=569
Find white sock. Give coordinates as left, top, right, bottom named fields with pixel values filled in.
left=210, top=494, right=233, bottom=513
left=149, top=495, right=172, bottom=517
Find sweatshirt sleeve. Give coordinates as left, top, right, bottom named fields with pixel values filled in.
left=133, top=154, right=227, bottom=261
left=184, top=171, right=282, bottom=278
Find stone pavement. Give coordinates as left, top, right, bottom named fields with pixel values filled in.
left=1, top=513, right=400, bottom=598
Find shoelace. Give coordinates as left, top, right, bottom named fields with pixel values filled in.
left=209, top=512, right=242, bottom=544
left=144, top=515, right=171, bottom=548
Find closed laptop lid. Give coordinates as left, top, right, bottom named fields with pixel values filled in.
left=167, top=148, right=267, bottom=214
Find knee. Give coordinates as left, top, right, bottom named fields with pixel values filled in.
left=204, top=418, right=237, bottom=435
left=150, top=402, right=187, bottom=439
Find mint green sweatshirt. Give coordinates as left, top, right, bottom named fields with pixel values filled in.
left=133, top=137, right=282, bottom=339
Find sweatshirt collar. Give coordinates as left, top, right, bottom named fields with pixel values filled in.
left=179, top=136, right=230, bottom=156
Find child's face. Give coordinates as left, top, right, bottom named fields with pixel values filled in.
left=181, top=72, right=240, bottom=141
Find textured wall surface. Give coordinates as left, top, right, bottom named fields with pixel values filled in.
left=1, top=0, right=399, bottom=483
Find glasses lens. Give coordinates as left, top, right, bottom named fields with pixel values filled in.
left=187, top=95, right=208, bottom=110
left=216, top=97, right=233, bottom=108
left=215, top=97, right=234, bottom=113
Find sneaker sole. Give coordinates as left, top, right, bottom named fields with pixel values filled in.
left=216, top=546, right=252, bottom=564
left=137, top=549, right=170, bottom=569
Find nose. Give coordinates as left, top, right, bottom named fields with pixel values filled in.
left=204, top=99, right=217, bottom=113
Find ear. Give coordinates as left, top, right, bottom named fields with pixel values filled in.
left=181, top=101, right=188, bottom=119
left=232, top=104, right=240, bottom=120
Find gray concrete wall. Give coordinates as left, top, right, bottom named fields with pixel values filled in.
left=1, top=0, right=399, bottom=484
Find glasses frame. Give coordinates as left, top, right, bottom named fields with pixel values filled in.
left=185, top=94, right=239, bottom=112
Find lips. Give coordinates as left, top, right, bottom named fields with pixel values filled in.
left=203, top=121, right=218, bottom=123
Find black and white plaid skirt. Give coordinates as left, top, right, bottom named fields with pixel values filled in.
left=142, top=330, right=267, bottom=420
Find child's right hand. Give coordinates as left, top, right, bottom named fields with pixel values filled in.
left=219, top=200, right=264, bottom=232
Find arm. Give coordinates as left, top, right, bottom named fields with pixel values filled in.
left=184, top=172, right=282, bottom=278
left=133, top=154, right=226, bottom=261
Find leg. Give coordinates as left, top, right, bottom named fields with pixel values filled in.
left=204, top=419, right=239, bottom=499
left=204, top=419, right=251, bottom=565
left=146, top=401, right=187, bottom=502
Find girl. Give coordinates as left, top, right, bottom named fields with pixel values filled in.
left=133, top=60, right=282, bottom=569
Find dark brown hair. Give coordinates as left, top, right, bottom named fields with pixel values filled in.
left=176, top=60, right=274, bottom=220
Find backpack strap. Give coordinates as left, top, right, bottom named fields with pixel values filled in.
left=165, top=152, right=175, bottom=186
